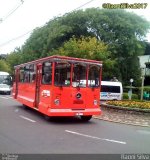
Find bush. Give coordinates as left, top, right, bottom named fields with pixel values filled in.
left=123, top=93, right=139, bottom=100
left=143, top=86, right=150, bottom=92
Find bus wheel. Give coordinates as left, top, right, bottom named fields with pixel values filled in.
left=81, top=115, right=92, bottom=121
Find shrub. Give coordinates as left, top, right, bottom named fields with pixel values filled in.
left=123, top=93, right=139, bottom=100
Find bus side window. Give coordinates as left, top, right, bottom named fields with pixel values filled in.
left=19, top=67, right=24, bottom=82
left=29, top=64, right=36, bottom=83
left=42, top=62, right=52, bottom=84
left=24, top=65, right=30, bottom=83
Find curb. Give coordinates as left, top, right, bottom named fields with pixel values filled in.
left=93, top=116, right=149, bottom=127
left=93, top=103, right=150, bottom=127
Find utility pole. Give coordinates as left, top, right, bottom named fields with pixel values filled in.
left=140, top=67, right=145, bottom=100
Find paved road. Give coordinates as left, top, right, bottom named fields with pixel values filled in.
left=0, top=95, right=150, bottom=154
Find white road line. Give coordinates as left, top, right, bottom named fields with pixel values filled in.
left=0, top=96, right=9, bottom=99
left=65, top=130, right=126, bottom=145
left=8, top=96, right=13, bottom=99
left=19, top=115, right=36, bottom=123
left=0, top=96, right=13, bottom=99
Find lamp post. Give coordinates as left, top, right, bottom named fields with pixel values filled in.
left=140, top=67, right=145, bottom=100
left=128, top=78, right=133, bottom=100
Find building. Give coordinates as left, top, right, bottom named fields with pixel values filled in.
left=138, top=55, right=150, bottom=86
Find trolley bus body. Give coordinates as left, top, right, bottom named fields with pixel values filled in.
left=12, top=55, right=102, bottom=120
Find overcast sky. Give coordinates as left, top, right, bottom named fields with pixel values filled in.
left=0, top=0, right=150, bottom=55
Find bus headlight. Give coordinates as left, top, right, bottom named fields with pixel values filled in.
left=54, top=99, right=60, bottom=105
left=94, top=100, right=98, bottom=105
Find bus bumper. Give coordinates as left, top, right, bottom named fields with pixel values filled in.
left=47, top=108, right=101, bottom=117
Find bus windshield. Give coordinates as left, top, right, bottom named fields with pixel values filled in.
left=54, top=61, right=101, bottom=88
left=72, top=63, right=86, bottom=87
left=0, top=75, right=11, bottom=85
left=88, top=65, right=100, bottom=87
left=54, top=62, right=71, bottom=86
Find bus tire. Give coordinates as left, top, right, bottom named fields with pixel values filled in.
left=81, top=115, right=92, bottom=121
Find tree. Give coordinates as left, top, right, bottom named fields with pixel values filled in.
left=51, top=36, right=116, bottom=79
left=6, top=48, right=22, bottom=74
left=0, top=60, right=10, bottom=72
left=9, top=8, right=150, bottom=85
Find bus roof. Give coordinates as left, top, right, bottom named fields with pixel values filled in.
left=14, top=55, right=102, bottom=68
left=0, top=71, right=9, bottom=75
left=101, top=81, right=122, bottom=86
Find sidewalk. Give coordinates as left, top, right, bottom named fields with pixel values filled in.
left=94, top=105, right=150, bottom=127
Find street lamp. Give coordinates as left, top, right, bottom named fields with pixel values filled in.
left=130, top=78, right=134, bottom=86
left=128, top=78, right=134, bottom=100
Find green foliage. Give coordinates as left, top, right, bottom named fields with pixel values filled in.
left=51, top=36, right=115, bottom=79
left=5, top=8, right=150, bottom=85
left=143, top=86, right=150, bottom=92
left=123, top=93, right=129, bottom=99
left=123, top=92, right=139, bottom=100
left=52, top=36, right=110, bottom=59
left=6, top=48, right=22, bottom=74
left=0, top=59, right=10, bottom=73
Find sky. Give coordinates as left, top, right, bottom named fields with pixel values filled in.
left=0, top=0, right=150, bottom=55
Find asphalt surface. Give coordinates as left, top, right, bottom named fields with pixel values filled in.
left=0, top=95, right=150, bottom=154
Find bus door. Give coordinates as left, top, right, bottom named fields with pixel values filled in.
left=35, top=63, right=42, bottom=108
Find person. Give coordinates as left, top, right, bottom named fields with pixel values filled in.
left=146, top=92, right=150, bottom=100
left=111, top=77, right=118, bottom=82
left=143, top=91, right=147, bottom=100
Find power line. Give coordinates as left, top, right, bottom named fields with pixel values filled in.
left=0, top=0, right=95, bottom=48
left=0, top=30, right=31, bottom=47
left=0, top=0, right=24, bottom=24
left=72, top=0, right=95, bottom=11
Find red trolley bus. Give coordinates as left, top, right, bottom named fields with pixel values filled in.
left=12, top=55, right=102, bottom=121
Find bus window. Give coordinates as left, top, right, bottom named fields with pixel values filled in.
left=29, top=64, right=36, bottom=83
left=24, top=65, right=30, bottom=83
left=54, top=62, right=71, bottom=86
left=19, top=67, right=24, bottom=82
left=88, top=65, right=100, bottom=87
left=72, top=63, right=86, bottom=87
left=42, top=62, right=52, bottom=84
left=19, top=64, right=35, bottom=83
left=101, top=85, right=120, bottom=93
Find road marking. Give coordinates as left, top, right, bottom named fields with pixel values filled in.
left=65, top=130, right=126, bottom=145
left=0, top=96, right=9, bottom=99
left=0, top=96, right=13, bottom=99
left=19, top=115, right=36, bottom=123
